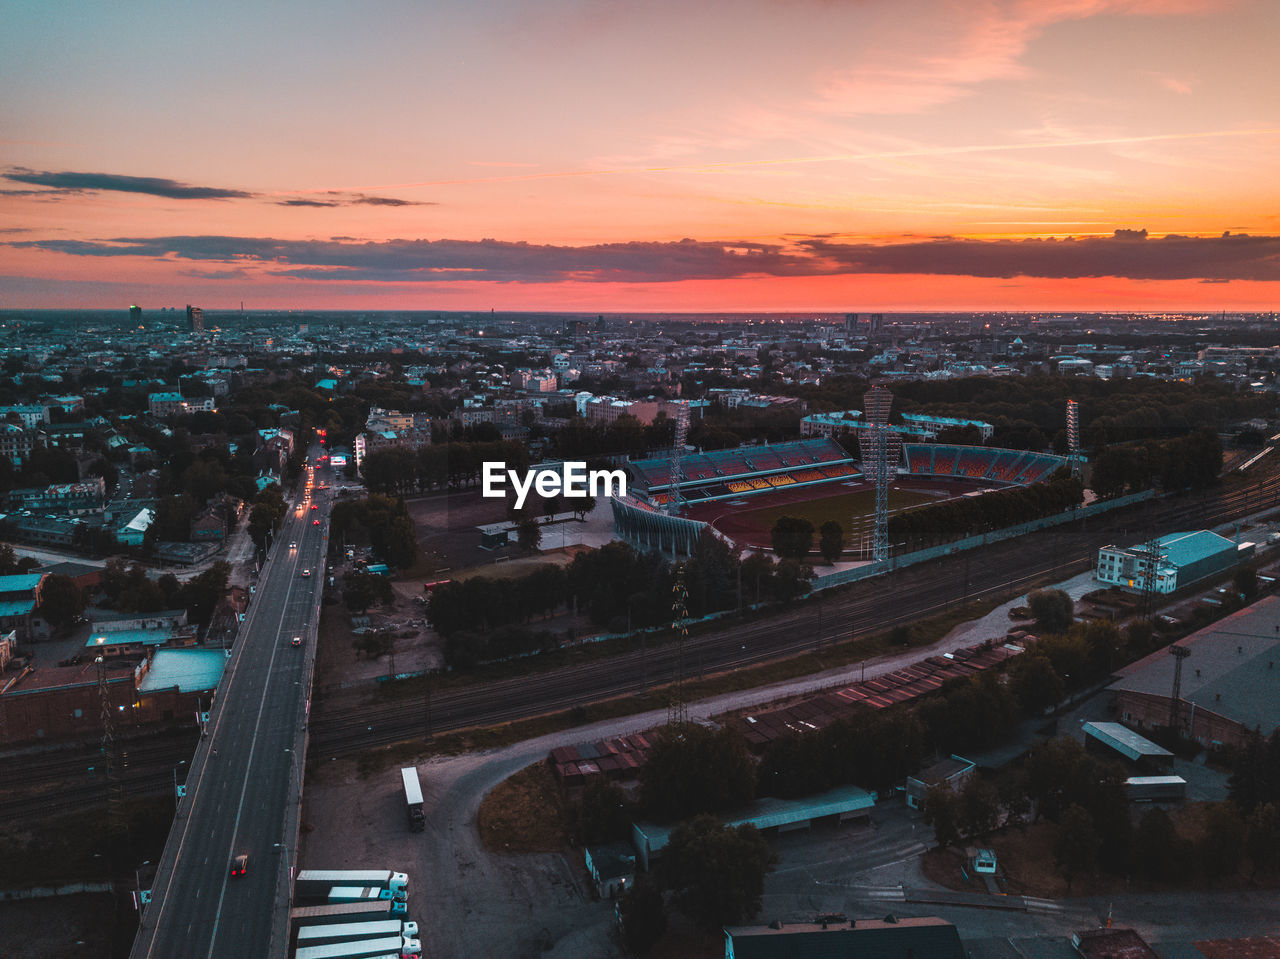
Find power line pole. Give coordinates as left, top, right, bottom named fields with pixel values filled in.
left=96, top=656, right=128, bottom=844
left=1168, top=644, right=1191, bottom=733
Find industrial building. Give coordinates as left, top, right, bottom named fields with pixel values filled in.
left=1108, top=596, right=1280, bottom=750
left=1095, top=530, right=1250, bottom=594
left=1082, top=721, right=1174, bottom=773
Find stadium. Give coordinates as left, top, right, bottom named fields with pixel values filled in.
left=610, top=435, right=1066, bottom=559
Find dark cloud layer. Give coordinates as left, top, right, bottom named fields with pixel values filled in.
left=3, top=168, right=255, bottom=200
left=11, top=230, right=1280, bottom=284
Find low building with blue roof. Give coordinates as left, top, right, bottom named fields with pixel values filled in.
left=1096, top=529, right=1251, bottom=594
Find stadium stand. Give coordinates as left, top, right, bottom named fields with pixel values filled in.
left=900, top=443, right=1066, bottom=486
left=625, top=437, right=859, bottom=507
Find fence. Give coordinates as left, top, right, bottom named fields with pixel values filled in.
left=812, top=489, right=1155, bottom=592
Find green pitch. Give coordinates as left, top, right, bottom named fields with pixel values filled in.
left=731, top=486, right=938, bottom=533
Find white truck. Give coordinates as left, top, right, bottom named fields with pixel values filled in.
left=295, top=870, right=409, bottom=895
left=290, top=900, right=408, bottom=926
left=295, top=920, right=419, bottom=947
left=294, top=935, right=421, bottom=959
left=401, top=767, right=425, bottom=833
left=297, top=886, right=403, bottom=906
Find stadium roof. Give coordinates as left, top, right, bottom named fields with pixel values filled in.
left=627, top=437, right=851, bottom=490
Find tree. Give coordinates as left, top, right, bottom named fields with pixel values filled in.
left=1132, top=806, right=1182, bottom=881
left=569, top=778, right=630, bottom=846
left=1200, top=801, right=1246, bottom=881
left=958, top=777, right=1001, bottom=839
left=1054, top=804, right=1100, bottom=892
left=38, top=574, right=85, bottom=632
left=922, top=784, right=961, bottom=847
left=1010, top=653, right=1065, bottom=715
left=659, top=816, right=777, bottom=929
left=345, top=570, right=393, bottom=612
left=617, top=875, right=665, bottom=953
left=639, top=725, right=756, bottom=822
left=1028, top=588, right=1074, bottom=633
left=1247, top=802, right=1280, bottom=877
left=517, top=517, right=541, bottom=554
left=770, top=516, right=815, bottom=559
left=818, top=520, right=844, bottom=565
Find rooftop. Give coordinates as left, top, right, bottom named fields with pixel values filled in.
left=1083, top=722, right=1173, bottom=762
left=137, top=648, right=225, bottom=694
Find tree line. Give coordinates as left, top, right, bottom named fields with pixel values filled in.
left=427, top=534, right=813, bottom=668
left=1090, top=430, right=1223, bottom=499
left=329, top=494, right=418, bottom=570
left=888, top=469, right=1084, bottom=550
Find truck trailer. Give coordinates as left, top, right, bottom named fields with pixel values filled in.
left=296, top=919, right=419, bottom=946
left=294, top=934, right=421, bottom=959
left=295, top=869, right=409, bottom=894
left=290, top=900, right=408, bottom=926
left=295, top=886, right=402, bottom=906
left=401, top=767, right=425, bottom=832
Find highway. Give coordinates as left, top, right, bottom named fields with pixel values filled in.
left=310, top=471, right=1280, bottom=756
left=129, top=452, right=329, bottom=959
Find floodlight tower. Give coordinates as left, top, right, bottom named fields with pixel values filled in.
left=666, top=403, right=690, bottom=516
left=1066, top=399, right=1082, bottom=480
left=862, top=386, right=896, bottom=563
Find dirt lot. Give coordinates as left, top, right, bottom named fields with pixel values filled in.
left=404, top=488, right=514, bottom=575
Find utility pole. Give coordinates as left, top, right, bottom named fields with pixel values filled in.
left=1168, top=645, right=1191, bottom=733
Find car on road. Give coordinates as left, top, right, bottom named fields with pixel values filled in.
left=289, top=541, right=297, bottom=549
left=311, top=504, right=318, bottom=510
left=313, top=518, right=320, bottom=525
left=291, top=635, right=302, bottom=647
left=301, top=568, right=311, bottom=577
left=231, top=854, right=248, bottom=877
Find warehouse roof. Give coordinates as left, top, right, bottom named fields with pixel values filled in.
left=1110, top=596, right=1280, bottom=737
left=1083, top=722, right=1172, bottom=762
left=138, top=648, right=225, bottom=694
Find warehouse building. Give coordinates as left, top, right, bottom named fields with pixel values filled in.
left=1108, top=596, right=1280, bottom=750
left=1095, top=530, right=1250, bottom=594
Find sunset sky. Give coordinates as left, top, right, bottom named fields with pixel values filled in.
left=3, top=0, right=1279, bottom=312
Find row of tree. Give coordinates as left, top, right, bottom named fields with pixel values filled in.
left=1090, top=430, right=1223, bottom=498
left=769, top=517, right=845, bottom=562
left=427, top=534, right=813, bottom=667
left=888, top=469, right=1084, bottom=549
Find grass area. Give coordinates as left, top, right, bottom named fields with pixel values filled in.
left=449, top=557, right=569, bottom=582
left=732, top=486, right=936, bottom=533
left=475, top=761, right=568, bottom=854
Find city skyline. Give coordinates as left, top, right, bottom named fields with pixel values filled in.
left=3, top=0, right=1279, bottom=311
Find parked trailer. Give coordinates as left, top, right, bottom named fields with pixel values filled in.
left=295, top=887, right=401, bottom=906
left=294, top=935, right=421, bottom=959
left=296, top=920, right=419, bottom=946
left=1125, top=775, right=1187, bottom=802
left=401, top=767, right=425, bottom=833
left=290, top=901, right=407, bottom=926
left=296, top=870, right=409, bottom=893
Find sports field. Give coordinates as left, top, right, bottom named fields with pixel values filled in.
left=685, top=477, right=972, bottom=551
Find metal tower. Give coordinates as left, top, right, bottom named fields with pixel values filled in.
left=666, top=403, right=690, bottom=516
left=861, top=386, right=896, bottom=563
left=1140, top=534, right=1165, bottom=623
left=1066, top=399, right=1082, bottom=480
left=96, top=656, right=128, bottom=836
left=667, top=565, right=690, bottom=728
left=1168, top=644, right=1191, bottom=731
